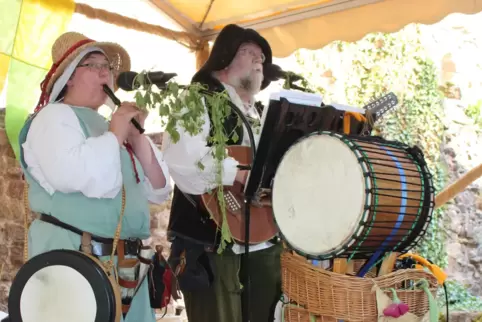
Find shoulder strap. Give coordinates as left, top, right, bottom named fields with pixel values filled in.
left=69, top=107, right=91, bottom=138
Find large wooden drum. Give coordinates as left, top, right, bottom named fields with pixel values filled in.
left=272, top=131, right=435, bottom=260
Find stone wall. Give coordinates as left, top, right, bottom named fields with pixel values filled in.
left=148, top=201, right=172, bottom=259
left=145, top=132, right=173, bottom=260
left=442, top=100, right=482, bottom=296
left=420, top=18, right=482, bottom=302
left=0, top=127, right=26, bottom=312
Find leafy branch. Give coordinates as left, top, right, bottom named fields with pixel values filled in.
left=132, top=71, right=239, bottom=253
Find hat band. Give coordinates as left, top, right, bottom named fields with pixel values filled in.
left=35, top=38, right=95, bottom=112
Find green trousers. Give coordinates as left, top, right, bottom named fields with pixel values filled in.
left=182, top=243, right=282, bottom=322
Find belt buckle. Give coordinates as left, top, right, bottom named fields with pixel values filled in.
left=125, top=238, right=142, bottom=256
left=91, top=242, right=104, bottom=256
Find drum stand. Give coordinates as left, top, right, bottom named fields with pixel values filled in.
left=242, top=196, right=253, bottom=322
left=377, top=252, right=400, bottom=276
left=333, top=252, right=400, bottom=277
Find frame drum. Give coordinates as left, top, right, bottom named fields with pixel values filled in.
left=272, top=131, right=435, bottom=260
left=8, top=250, right=121, bottom=322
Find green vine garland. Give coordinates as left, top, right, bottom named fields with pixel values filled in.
left=132, top=73, right=239, bottom=253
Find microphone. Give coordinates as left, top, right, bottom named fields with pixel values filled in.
left=264, top=64, right=313, bottom=93
left=117, top=71, right=178, bottom=91
left=264, top=63, right=305, bottom=83
left=102, top=84, right=145, bottom=134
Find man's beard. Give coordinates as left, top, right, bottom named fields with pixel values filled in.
left=232, top=71, right=263, bottom=96
left=228, top=71, right=263, bottom=95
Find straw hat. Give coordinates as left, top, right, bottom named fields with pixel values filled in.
left=36, top=31, right=131, bottom=111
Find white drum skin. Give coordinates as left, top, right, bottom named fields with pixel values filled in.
left=272, top=134, right=366, bottom=257
left=8, top=250, right=121, bottom=322
left=20, top=265, right=97, bottom=322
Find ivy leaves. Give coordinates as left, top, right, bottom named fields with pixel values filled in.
left=135, top=80, right=208, bottom=143
left=205, top=91, right=238, bottom=253
left=133, top=71, right=239, bottom=254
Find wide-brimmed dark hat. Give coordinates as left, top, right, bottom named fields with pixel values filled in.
left=192, top=24, right=273, bottom=90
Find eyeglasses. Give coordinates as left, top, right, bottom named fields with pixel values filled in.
left=238, top=48, right=266, bottom=63
left=77, top=62, right=113, bottom=72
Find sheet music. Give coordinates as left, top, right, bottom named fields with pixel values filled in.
left=261, top=89, right=365, bottom=126
left=261, top=89, right=323, bottom=125
left=330, top=102, right=365, bottom=114
left=269, top=89, right=324, bottom=107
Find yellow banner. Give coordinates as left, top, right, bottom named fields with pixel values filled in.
left=5, top=0, right=75, bottom=159
left=13, top=0, right=75, bottom=69
left=0, top=54, right=10, bottom=94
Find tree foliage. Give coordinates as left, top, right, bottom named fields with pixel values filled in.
left=293, top=24, right=481, bottom=311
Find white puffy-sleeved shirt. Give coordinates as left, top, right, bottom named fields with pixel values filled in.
left=162, top=83, right=274, bottom=254
left=22, top=103, right=172, bottom=204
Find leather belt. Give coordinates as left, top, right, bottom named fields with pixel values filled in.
left=90, top=239, right=141, bottom=257
left=38, top=214, right=141, bottom=257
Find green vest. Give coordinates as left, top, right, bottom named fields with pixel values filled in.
left=19, top=105, right=151, bottom=239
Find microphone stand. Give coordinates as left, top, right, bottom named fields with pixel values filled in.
left=103, top=84, right=145, bottom=134
left=229, top=103, right=255, bottom=322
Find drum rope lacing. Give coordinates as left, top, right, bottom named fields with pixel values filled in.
left=23, top=182, right=127, bottom=280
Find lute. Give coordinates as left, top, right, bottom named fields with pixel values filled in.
left=364, top=92, right=399, bottom=122
left=342, top=92, right=399, bottom=135
left=201, top=146, right=278, bottom=244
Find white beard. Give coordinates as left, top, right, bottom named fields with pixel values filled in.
left=229, top=70, right=263, bottom=96
left=249, top=71, right=263, bottom=93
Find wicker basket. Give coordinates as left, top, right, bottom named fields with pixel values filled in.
left=281, top=251, right=438, bottom=322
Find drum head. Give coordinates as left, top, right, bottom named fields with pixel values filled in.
left=8, top=250, right=119, bottom=322
left=272, top=134, right=366, bottom=258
